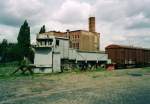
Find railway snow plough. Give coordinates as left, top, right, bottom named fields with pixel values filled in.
left=33, top=34, right=109, bottom=73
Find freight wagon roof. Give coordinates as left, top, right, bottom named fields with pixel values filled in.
left=105, top=44, right=150, bottom=50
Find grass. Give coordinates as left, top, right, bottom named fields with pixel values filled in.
left=0, top=65, right=150, bottom=104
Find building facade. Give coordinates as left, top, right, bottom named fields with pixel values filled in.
left=37, top=17, right=100, bottom=52
left=68, top=30, right=100, bottom=52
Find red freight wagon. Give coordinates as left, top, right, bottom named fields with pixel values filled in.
left=105, top=44, right=150, bottom=68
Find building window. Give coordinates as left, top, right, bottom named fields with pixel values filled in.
left=70, top=42, right=72, bottom=48
left=42, top=41, right=45, bottom=45
left=39, top=67, right=45, bottom=72
left=45, top=41, right=47, bottom=46
left=56, top=40, right=59, bottom=46
left=48, top=39, right=53, bottom=45
left=48, top=41, right=51, bottom=45
left=73, top=43, right=75, bottom=48
left=39, top=41, right=42, bottom=46
left=77, top=43, right=79, bottom=48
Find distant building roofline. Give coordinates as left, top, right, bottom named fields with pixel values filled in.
left=65, top=30, right=99, bottom=33
left=39, top=29, right=100, bottom=34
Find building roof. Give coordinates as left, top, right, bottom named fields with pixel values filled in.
left=55, top=37, right=69, bottom=40
left=66, top=30, right=99, bottom=34
left=44, top=31, right=65, bottom=34
left=41, top=30, right=99, bottom=34
left=77, top=50, right=105, bottom=53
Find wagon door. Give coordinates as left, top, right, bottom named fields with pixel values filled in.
left=53, top=52, right=61, bottom=72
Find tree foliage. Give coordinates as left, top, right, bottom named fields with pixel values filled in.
left=0, top=20, right=35, bottom=63
left=17, top=20, right=30, bottom=48
left=0, top=40, right=19, bottom=62
left=39, top=25, right=46, bottom=34
left=0, top=39, right=8, bottom=62
left=17, top=20, right=31, bottom=60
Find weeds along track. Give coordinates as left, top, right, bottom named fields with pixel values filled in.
left=0, top=68, right=150, bottom=104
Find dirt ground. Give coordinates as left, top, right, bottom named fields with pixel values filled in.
left=0, top=68, right=150, bottom=104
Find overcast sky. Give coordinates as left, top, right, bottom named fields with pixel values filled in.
left=0, top=0, right=150, bottom=50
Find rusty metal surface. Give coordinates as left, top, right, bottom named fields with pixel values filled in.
left=106, top=44, right=150, bottom=66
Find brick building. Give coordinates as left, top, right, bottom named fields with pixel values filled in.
left=38, top=17, right=100, bottom=52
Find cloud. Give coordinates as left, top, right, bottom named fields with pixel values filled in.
left=125, top=13, right=150, bottom=29
left=0, top=0, right=150, bottom=50
left=52, top=0, right=92, bottom=24
left=0, top=25, right=18, bottom=42
left=0, top=0, right=64, bottom=26
left=0, top=0, right=43, bottom=26
left=95, top=0, right=126, bottom=22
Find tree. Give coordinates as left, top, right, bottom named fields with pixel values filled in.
left=0, top=39, right=8, bottom=62
left=39, top=25, right=46, bottom=34
left=1, top=39, right=8, bottom=47
left=17, top=20, right=30, bottom=60
left=6, top=44, right=22, bottom=62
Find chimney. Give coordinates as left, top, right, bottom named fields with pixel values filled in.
left=66, top=29, right=70, bottom=38
left=89, top=17, right=95, bottom=32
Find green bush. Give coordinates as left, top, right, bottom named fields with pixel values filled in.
left=0, top=61, right=19, bottom=67
left=94, top=67, right=105, bottom=72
